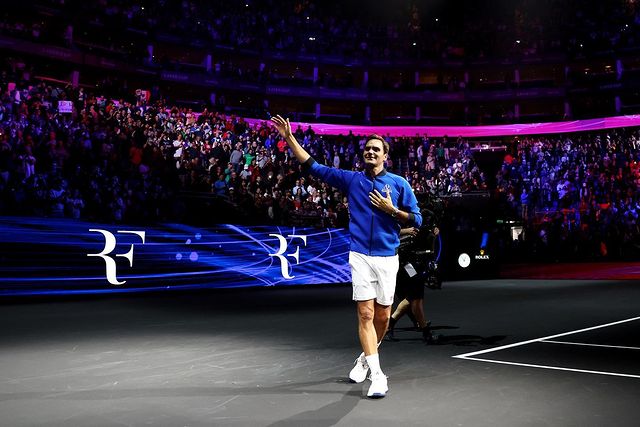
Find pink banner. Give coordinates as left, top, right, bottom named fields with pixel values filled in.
left=245, top=115, right=640, bottom=138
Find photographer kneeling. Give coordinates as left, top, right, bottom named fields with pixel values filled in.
left=387, top=220, right=441, bottom=343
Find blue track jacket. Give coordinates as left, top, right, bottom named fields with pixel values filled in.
left=305, top=158, right=422, bottom=256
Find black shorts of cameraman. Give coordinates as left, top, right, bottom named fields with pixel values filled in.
left=388, top=263, right=438, bottom=343
left=395, top=265, right=424, bottom=302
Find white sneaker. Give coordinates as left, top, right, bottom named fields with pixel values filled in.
left=367, top=371, right=388, bottom=398
left=348, top=354, right=369, bottom=383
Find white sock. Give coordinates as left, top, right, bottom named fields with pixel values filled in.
left=358, top=340, right=382, bottom=363
left=365, top=353, right=382, bottom=375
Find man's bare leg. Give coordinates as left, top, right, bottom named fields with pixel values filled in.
left=410, top=298, right=437, bottom=342
left=390, top=298, right=410, bottom=324
left=349, top=299, right=387, bottom=384
left=372, top=301, right=391, bottom=343
left=409, top=298, right=429, bottom=329
left=356, top=300, right=391, bottom=371
left=355, top=299, right=390, bottom=398
left=357, top=299, right=378, bottom=355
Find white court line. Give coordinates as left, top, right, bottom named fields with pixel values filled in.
left=541, top=340, right=640, bottom=351
left=453, top=315, right=640, bottom=359
left=459, top=356, right=640, bottom=379
left=452, top=316, right=640, bottom=379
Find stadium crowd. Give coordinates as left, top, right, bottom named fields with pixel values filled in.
left=0, top=71, right=487, bottom=229
left=1, top=61, right=639, bottom=260
left=496, top=129, right=640, bottom=260
left=4, top=1, right=640, bottom=70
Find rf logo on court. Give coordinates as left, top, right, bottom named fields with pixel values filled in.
left=268, top=234, right=308, bottom=279
left=87, top=229, right=146, bottom=285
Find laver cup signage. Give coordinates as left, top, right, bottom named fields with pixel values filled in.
left=0, top=217, right=351, bottom=296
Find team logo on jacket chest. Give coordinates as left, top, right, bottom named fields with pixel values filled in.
left=382, top=184, right=392, bottom=197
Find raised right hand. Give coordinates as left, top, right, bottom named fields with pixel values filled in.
left=271, top=115, right=292, bottom=139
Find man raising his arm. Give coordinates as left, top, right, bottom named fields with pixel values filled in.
left=271, top=115, right=422, bottom=398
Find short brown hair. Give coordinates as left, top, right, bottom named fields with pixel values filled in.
left=366, top=134, right=389, bottom=154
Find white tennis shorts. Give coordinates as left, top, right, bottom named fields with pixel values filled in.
left=349, top=251, right=399, bottom=306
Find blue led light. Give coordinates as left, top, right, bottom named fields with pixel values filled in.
left=0, top=217, right=351, bottom=296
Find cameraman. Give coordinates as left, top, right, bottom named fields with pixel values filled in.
left=387, top=215, right=441, bottom=343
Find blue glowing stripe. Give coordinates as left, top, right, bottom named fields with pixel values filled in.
left=0, top=217, right=352, bottom=295
left=480, top=232, right=489, bottom=249
left=435, top=233, right=442, bottom=263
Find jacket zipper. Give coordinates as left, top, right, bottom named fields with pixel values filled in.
left=369, top=176, right=375, bottom=255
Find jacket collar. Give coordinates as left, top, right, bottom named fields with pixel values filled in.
left=365, top=167, right=387, bottom=178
